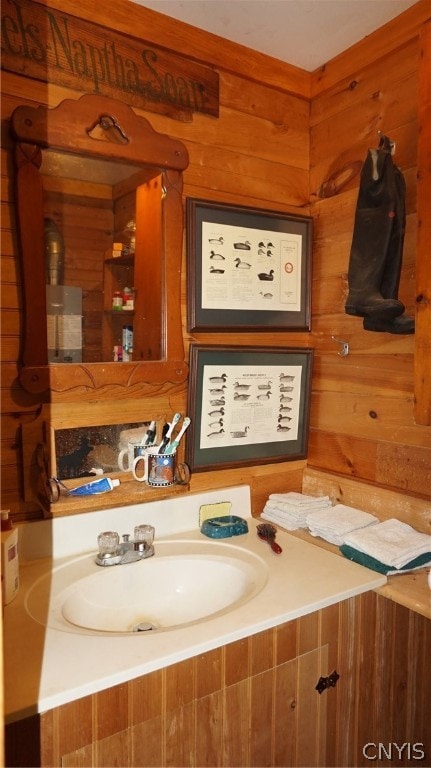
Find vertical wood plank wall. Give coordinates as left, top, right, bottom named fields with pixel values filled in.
left=6, top=592, right=430, bottom=767
left=1, top=0, right=430, bottom=521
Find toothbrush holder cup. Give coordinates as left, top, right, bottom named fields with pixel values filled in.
left=118, top=440, right=149, bottom=472
left=133, top=448, right=190, bottom=487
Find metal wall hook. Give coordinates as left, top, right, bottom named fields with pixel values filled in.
left=331, top=336, right=349, bottom=356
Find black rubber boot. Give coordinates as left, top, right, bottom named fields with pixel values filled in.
left=345, top=140, right=405, bottom=321
left=360, top=138, right=415, bottom=335
left=363, top=314, right=415, bottom=334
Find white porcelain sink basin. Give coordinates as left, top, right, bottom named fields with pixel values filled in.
left=25, top=539, right=268, bottom=634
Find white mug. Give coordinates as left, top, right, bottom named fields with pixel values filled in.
left=118, top=440, right=148, bottom=472
left=133, top=448, right=177, bottom=485
left=132, top=448, right=153, bottom=482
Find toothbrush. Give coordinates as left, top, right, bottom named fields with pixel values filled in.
left=165, top=416, right=191, bottom=454
left=158, top=412, right=181, bottom=454
left=141, top=420, right=156, bottom=446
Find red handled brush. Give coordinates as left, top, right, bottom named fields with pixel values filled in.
left=257, top=523, right=282, bottom=554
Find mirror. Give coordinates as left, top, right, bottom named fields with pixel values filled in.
left=11, top=94, right=189, bottom=394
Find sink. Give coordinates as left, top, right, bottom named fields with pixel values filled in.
left=25, top=539, right=268, bottom=634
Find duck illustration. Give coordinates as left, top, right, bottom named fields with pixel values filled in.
left=209, top=374, right=227, bottom=383
left=210, top=398, right=225, bottom=406
left=230, top=426, right=249, bottom=438
left=233, top=241, right=251, bottom=250
left=233, top=392, right=250, bottom=401
left=234, top=382, right=251, bottom=391
left=277, top=424, right=291, bottom=432
left=257, top=391, right=272, bottom=401
left=209, top=236, right=224, bottom=245
left=209, top=265, right=225, bottom=274
left=209, top=385, right=226, bottom=395
left=259, top=291, right=273, bottom=299
left=279, top=405, right=292, bottom=413
left=234, top=258, right=251, bottom=269
left=208, top=408, right=224, bottom=418
left=280, top=374, right=295, bottom=382
left=278, top=415, right=292, bottom=424
left=257, top=381, right=271, bottom=390
left=208, top=418, right=224, bottom=429
left=257, top=269, right=274, bottom=281
left=209, top=251, right=225, bottom=260
left=258, top=241, right=275, bottom=248
left=207, top=428, right=225, bottom=438
left=280, top=385, right=294, bottom=392
left=280, top=395, right=293, bottom=403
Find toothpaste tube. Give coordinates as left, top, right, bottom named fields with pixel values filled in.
left=68, top=477, right=120, bottom=496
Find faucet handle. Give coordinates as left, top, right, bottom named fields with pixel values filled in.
left=97, top=531, right=119, bottom=555
left=134, top=524, right=155, bottom=546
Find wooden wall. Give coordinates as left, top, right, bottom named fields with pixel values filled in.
left=1, top=0, right=430, bottom=522
left=308, top=8, right=430, bottom=499
left=7, top=591, right=431, bottom=767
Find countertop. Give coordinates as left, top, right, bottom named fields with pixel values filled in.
left=287, top=528, right=430, bottom=619
left=4, top=518, right=386, bottom=723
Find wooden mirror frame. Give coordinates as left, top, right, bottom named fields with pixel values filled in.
left=11, top=93, right=189, bottom=396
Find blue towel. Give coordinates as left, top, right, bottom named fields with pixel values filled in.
left=339, top=544, right=431, bottom=575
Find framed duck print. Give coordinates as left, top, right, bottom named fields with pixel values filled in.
left=186, top=198, right=312, bottom=332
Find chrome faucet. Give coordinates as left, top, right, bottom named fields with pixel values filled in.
left=96, top=525, right=155, bottom=566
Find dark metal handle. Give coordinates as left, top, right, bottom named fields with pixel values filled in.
left=315, top=670, right=340, bottom=694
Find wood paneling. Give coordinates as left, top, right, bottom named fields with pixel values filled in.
left=308, top=2, right=430, bottom=497
left=1, top=1, right=429, bottom=523
left=7, top=593, right=430, bottom=767
left=414, top=20, right=431, bottom=424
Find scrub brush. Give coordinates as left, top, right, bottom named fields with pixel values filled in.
left=257, top=523, right=282, bottom=554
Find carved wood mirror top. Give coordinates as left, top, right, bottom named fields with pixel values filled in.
left=11, top=93, right=189, bottom=395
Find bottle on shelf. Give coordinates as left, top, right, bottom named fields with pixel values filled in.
left=122, top=287, right=135, bottom=310
left=1, top=510, right=19, bottom=605
left=112, top=291, right=123, bottom=310
left=122, top=325, right=133, bottom=361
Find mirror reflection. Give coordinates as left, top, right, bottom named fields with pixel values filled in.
left=11, top=93, right=189, bottom=393
left=41, top=149, right=162, bottom=364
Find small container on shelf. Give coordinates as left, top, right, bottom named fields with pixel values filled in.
left=123, top=287, right=135, bottom=310
left=112, top=242, right=123, bottom=258
left=112, top=291, right=123, bottom=310
left=122, top=220, right=136, bottom=256
left=113, top=345, right=123, bottom=361
left=122, top=325, right=133, bottom=361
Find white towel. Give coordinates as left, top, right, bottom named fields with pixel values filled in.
left=269, top=492, right=331, bottom=507
left=261, top=509, right=306, bottom=531
left=262, top=492, right=332, bottom=531
left=306, top=503, right=378, bottom=546
left=343, top=518, right=431, bottom=569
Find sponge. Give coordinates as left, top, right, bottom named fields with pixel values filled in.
left=199, top=501, right=232, bottom=527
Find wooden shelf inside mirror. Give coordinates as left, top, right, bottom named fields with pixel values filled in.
left=106, top=310, right=135, bottom=315
left=105, top=255, right=134, bottom=265
left=38, top=472, right=190, bottom=518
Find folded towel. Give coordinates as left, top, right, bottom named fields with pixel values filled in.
left=262, top=492, right=332, bottom=531
left=340, top=544, right=431, bottom=575
left=306, top=503, right=378, bottom=546
left=261, top=507, right=308, bottom=531
left=343, top=518, right=431, bottom=569
left=269, top=492, right=331, bottom=507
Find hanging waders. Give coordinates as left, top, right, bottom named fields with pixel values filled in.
left=345, top=135, right=414, bottom=333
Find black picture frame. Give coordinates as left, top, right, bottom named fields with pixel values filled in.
left=186, top=198, right=312, bottom=332
left=186, top=344, right=313, bottom=472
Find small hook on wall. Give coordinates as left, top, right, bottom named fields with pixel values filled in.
left=331, top=336, right=349, bottom=357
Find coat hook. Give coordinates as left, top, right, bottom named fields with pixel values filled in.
left=331, top=336, right=349, bottom=356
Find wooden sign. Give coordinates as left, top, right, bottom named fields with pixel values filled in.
left=1, top=0, right=219, bottom=120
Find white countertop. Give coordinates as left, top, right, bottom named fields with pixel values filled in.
left=4, top=486, right=386, bottom=722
